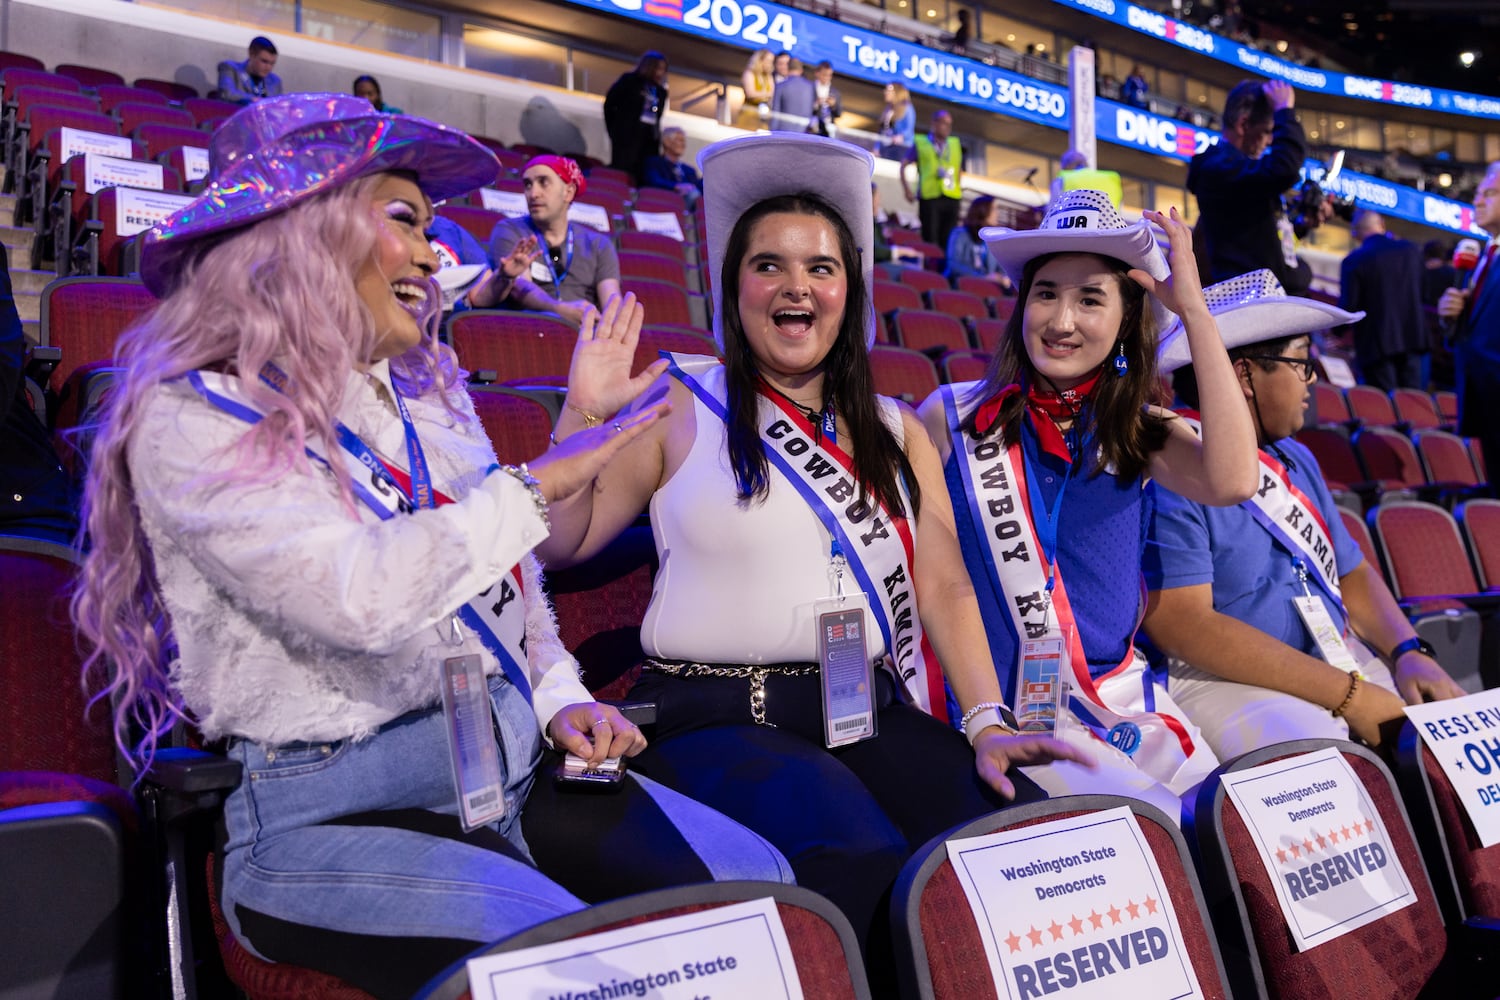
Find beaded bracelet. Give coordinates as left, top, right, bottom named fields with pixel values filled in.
left=1330, top=671, right=1362, bottom=719
left=960, top=701, right=1021, bottom=745
left=491, top=462, right=550, bottom=531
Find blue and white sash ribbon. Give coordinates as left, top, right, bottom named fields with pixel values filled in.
left=185, top=370, right=532, bottom=701
left=666, top=354, right=946, bottom=717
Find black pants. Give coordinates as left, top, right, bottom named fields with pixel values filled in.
left=1363, top=352, right=1425, bottom=391
left=919, top=195, right=961, bottom=251
left=626, top=668, right=1044, bottom=956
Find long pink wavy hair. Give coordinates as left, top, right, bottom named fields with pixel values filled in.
left=72, top=174, right=468, bottom=772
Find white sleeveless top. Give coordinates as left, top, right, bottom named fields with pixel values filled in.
left=642, top=363, right=903, bottom=664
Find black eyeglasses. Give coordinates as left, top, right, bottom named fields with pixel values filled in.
left=1243, top=355, right=1317, bottom=382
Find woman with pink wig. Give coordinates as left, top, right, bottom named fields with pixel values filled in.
left=71, top=94, right=789, bottom=998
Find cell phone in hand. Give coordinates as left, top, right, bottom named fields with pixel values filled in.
left=551, top=752, right=627, bottom=793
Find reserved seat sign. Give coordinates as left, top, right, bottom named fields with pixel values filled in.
left=1405, top=690, right=1500, bottom=847
left=1218, top=746, right=1416, bottom=952
left=947, top=806, right=1204, bottom=999
left=466, top=896, right=805, bottom=1000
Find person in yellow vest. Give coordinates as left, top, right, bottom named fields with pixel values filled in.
left=901, top=109, right=963, bottom=247
left=1049, top=148, right=1124, bottom=208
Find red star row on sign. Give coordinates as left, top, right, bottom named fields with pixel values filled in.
left=1002, top=896, right=1161, bottom=953
left=1274, top=816, right=1379, bottom=865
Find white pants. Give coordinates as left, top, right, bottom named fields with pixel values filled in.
left=1165, top=636, right=1398, bottom=762
left=1020, top=652, right=1221, bottom=827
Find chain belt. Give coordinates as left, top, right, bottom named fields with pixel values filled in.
left=642, top=658, right=819, bottom=726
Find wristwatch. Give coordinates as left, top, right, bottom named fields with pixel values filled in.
left=1387, top=636, right=1437, bottom=662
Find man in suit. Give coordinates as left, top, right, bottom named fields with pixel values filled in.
left=1438, top=161, right=1500, bottom=490
left=809, top=61, right=842, bottom=137
left=769, top=58, right=815, bottom=132
left=1340, top=210, right=1428, bottom=390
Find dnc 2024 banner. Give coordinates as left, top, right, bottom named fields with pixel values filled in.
left=563, top=0, right=1486, bottom=236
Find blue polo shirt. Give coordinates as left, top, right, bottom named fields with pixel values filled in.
left=1143, top=437, right=1363, bottom=656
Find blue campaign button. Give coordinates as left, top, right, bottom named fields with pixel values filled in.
left=1108, top=721, right=1143, bottom=757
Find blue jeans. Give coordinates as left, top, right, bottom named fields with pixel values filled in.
left=221, top=673, right=792, bottom=988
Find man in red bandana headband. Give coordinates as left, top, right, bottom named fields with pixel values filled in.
left=488, top=155, right=621, bottom=328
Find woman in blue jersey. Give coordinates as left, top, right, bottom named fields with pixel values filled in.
left=918, top=188, right=1258, bottom=816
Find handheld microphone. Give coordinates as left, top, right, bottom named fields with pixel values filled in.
left=1453, top=238, right=1483, bottom=289
left=1442, top=237, right=1485, bottom=338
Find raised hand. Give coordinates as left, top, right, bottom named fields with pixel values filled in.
left=1131, top=207, right=1209, bottom=322
left=564, top=292, right=669, bottom=422
left=526, top=398, right=670, bottom=504
left=499, top=234, right=542, bottom=279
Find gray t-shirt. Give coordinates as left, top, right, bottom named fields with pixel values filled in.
left=488, top=218, right=620, bottom=308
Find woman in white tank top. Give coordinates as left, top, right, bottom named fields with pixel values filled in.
left=537, top=134, right=1089, bottom=982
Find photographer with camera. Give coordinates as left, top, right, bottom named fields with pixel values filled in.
left=1340, top=209, right=1429, bottom=390
left=1189, top=80, right=1327, bottom=295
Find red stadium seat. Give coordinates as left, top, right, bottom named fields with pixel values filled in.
left=586, top=165, right=634, bottom=189
left=624, top=277, right=699, bottom=329
left=1390, top=388, right=1441, bottom=430
left=114, top=101, right=193, bottom=137
left=869, top=344, right=940, bottom=404
left=1369, top=500, right=1482, bottom=600
left=2, top=69, right=82, bottom=104
left=1345, top=383, right=1399, bottom=426
left=873, top=280, right=923, bottom=317
left=1295, top=427, right=1373, bottom=496
left=183, top=97, right=239, bottom=127
left=94, top=84, right=168, bottom=113
left=953, top=275, right=1009, bottom=301
left=940, top=349, right=990, bottom=384
left=927, top=288, right=989, bottom=324
left=890, top=310, right=970, bottom=356
left=1352, top=426, right=1424, bottom=491
left=894, top=797, right=1230, bottom=1000
left=972, top=317, right=1008, bottom=354
left=894, top=265, right=949, bottom=296
left=53, top=64, right=125, bottom=90
left=446, top=309, right=578, bottom=385
left=618, top=250, right=691, bottom=289
left=434, top=203, right=504, bottom=245
left=10, top=86, right=98, bottom=117
left=1434, top=390, right=1458, bottom=423
left=1311, top=383, right=1351, bottom=426
left=1414, top=429, right=1482, bottom=491
left=620, top=230, right=689, bottom=266
left=1457, top=498, right=1500, bottom=591
left=136, top=123, right=209, bottom=161
left=0, top=51, right=47, bottom=74
left=636, top=325, right=716, bottom=373
left=130, top=78, right=200, bottom=103
left=1337, top=506, right=1381, bottom=576
left=39, top=277, right=157, bottom=391
left=468, top=387, right=553, bottom=465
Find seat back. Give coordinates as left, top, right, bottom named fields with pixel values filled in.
left=413, top=882, right=870, bottom=1000
left=544, top=523, right=659, bottom=699
left=893, top=796, right=1229, bottom=1000
left=619, top=229, right=687, bottom=265
left=0, top=52, right=47, bottom=74
left=587, top=165, right=635, bottom=189
left=116, top=101, right=194, bottom=136
left=434, top=204, right=503, bottom=245
left=1414, top=429, right=1480, bottom=488
left=1394, top=721, right=1500, bottom=926
left=12, top=86, right=97, bottom=116
left=869, top=345, right=940, bottom=404
left=1345, top=384, right=1399, bottom=426
left=891, top=309, right=970, bottom=355
left=1390, top=388, right=1441, bottom=430
left=94, top=84, right=168, bottom=113
left=464, top=385, right=552, bottom=466
left=940, top=349, right=991, bottom=384
left=1435, top=390, right=1459, bottom=422
left=1337, top=507, right=1381, bottom=578
left=618, top=250, right=690, bottom=289
left=623, top=277, right=695, bottom=328
left=183, top=97, right=239, bottom=127
left=927, top=288, right=989, bottom=324
left=1353, top=426, right=1424, bottom=488
left=130, top=77, right=200, bottom=103
left=1311, top=383, right=1351, bottom=426
left=135, top=122, right=208, bottom=161
left=40, top=277, right=157, bottom=391
left=1194, top=739, right=1447, bottom=1000
left=1294, top=428, right=1366, bottom=493
left=895, top=265, right=949, bottom=296
left=1368, top=500, right=1478, bottom=599
left=0, top=537, right=117, bottom=781
left=972, top=317, right=1008, bottom=354
left=1455, top=498, right=1500, bottom=589
left=872, top=279, right=923, bottom=316
left=446, top=310, right=578, bottom=384
left=54, top=64, right=125, bottom=90
left=636, top=325, right=716, bottom=373
left=3, top=68, right=81, bottom=104
left=953, top=275, right=1008, bottom=300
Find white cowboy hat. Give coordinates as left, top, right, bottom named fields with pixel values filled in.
left=981, top=188, right=1172, bottom=329
left=699, top=132, right=876, bottom=348
left=1157, top=269, right=1364, bottom=373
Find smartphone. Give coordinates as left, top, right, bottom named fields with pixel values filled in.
left=551, top=752, right=627, bottom=793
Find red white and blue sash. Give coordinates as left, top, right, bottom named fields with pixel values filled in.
left=184, top=370, right=532, bottom=700
left=940, top=382, right=1205, bottom=785
left=1175, top=411, right=1343, bottom=619
left=666, top=354, right=946, bottom=718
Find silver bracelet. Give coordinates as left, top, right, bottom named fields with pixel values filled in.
left=495, top=462, right=550, bottom=531
left=960, top=701, right=1020, bottom=745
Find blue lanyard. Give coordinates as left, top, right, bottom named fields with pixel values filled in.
left=528, top=219, right=574, bottom=287
left=389, top=389, right=435, bottom=510
left=1020, top=422, right=1082, bottom=592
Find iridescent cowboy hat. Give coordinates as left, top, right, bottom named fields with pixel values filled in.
left=1157, top=269, right=1364, bottom=373
left=699, top=132, right=877, bottom=348
left=139, top=93, right=500, bottom=297
left=981, top=188, right=1173, bottom=330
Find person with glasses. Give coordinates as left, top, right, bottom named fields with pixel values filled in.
left=1142, top=270, right=1466, bottom=760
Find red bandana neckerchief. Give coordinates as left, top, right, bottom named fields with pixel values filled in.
left=972, top=370, right=1103, bottom=464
